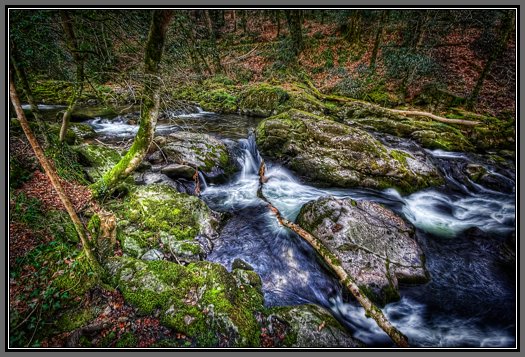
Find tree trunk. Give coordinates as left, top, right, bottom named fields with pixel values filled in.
left=91, top=10, right=173, bottom=197
left=286, top=10, right=303, bottom=56
left=10, top=72, right=101, bottom=274
left=233, top=10, right=237, bottom=32
left=370, top=10, right=388, bottom=70
left=274, top=10, right=281, bottom=38
left=345, top=11, right=362, bottom=44
left=10, top=47, right=50, bottom=146
left=467, top=10, right=514, bottom=110
left=257, top=161, right=409, bottom=348
left=204, top=10, right=222, bottom=74
left=59, top=10, right=85, bottom=143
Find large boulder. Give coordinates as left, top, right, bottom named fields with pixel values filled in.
left=256, top=109, right=443, bottom=194
left=296, top=196, right=428, bottom=305
left=115, top=184, right=220, bottom=262
left=266, top=304, right=363, bottom=347
left=150, top=133, right=233, bottom=182
left=106, top=257, right=264, bottom=347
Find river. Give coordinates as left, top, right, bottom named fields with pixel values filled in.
left=84, top=108, right=516, bottom=348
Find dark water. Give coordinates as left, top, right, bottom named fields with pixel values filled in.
left=83, top=108, right=516, bottom=348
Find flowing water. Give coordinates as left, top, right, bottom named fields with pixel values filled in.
left=83, top=108, right=516, bottom=348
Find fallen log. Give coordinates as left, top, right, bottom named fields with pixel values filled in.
left=257, top=160, right=409, bottom=348
left=303, top=79, right=479, bottom=126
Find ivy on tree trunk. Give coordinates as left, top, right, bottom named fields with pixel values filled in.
left=91, top=10, right=173, bottom=197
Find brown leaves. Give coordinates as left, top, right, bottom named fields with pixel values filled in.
left=19, top=171, right=93, bottom=213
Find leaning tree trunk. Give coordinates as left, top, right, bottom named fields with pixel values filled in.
left=10, top=52, right=50, bottom=146
left=257, top=161, right=409, bottom=348
left=91, top=10, right=173, bottom=197
left=59, top=10, right=85, bottom=143
left=10, top=72, right=102, bottom=274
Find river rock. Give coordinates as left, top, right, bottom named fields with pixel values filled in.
left=267, top=304, right=363, bottom=347
left=256, top=109, right=443, bottom=194
left=116, top=184, right=220, bottom=260
left=150, top=133, right=233, bottom=182
left=106, top=257, right=265, bottom=347
left=296, top=196, right=428, bottom=305
left=141, top=249, right=165, bottom=261
left=160, top=163, right=196, bottom=180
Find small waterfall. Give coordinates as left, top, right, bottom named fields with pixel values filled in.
left=198, top=171, right=208, bottom=191
left=238, top=133, right=262, bottom=180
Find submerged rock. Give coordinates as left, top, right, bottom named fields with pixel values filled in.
left=150, top=133, right=233, bottom=182
left=267, top=304, right=363, bottom=347
left=106, top=257, right=264, bottom=347
left=256, top=109, right=443, bottom=194
left=296, top=196, right=428, bottom=305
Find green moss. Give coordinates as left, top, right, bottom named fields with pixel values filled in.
left=389, top=149, right=412, bottom=166
left=239, top=83, right=290, bottom=117
left=56, top=307, right=97, bottom=333
left=110, top=257, right=263, bottom=347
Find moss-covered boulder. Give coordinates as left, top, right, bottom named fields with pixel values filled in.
left=152, top=133, right=234, bottom=182
left=238, top=83, right=290, bottom=117
left=114, top=184, right=220, bottom=261
left=256, top=109, right=443, bottom=194
left=70, top=123, right=97, bottom=141
left=335, top=101, right=475, bottom=152
left=296, top=197, right=428, bottom=305
left=106, top=257, right=264, bottom=347
left=267, top=304, right=363, bottom=347
left=73, top=143, right=122, bottom=182
left=198, top=89, right=238, bottom=114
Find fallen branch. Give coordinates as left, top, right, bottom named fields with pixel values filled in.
left=388, top=109, right=480, bottom=126
left=303, top=79, right=479, bottom=127
left=257, top=160, right=409, bottom=348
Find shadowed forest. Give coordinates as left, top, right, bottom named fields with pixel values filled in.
left=9, top=9, right=516, bottom=349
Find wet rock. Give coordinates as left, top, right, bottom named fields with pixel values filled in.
left=151, top=132, right=233, bottom=182
left=160, top=164, right=196, bottom=180
left=296, top=196, right=428, bottom=305
left=160, top=233, right=204, bottom=262
left=141, top=249, right=165, bottom=261
left=70, top=123, right=97, bottom=141
left=232, top=258, right=254, bottom=271
left=267, top=304, right=363, bottom=347
left=256, top=109, right=443, bottom=194
left=464, top=164, right=487, bottom=182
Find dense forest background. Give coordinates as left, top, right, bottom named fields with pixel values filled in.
left=8, top=9, right=516, bottom=349
left=10, top=9, right=515, bottom=117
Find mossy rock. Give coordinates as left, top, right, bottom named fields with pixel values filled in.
left=70, top=123, right=97, bottom=141
left=296, top=197, right=428, bottom=305
left=113, top=184, right=220, bottom=260
left=256, top=109, right=443, bottom=194
left=238, top=83, right=290, bottom=117
left=267, top=304, right=363, bottom=347
left=106, top=257, right=264, bottom=347
left=155, top=133, right=234, bottom=181
left=73, top=143, right=122, bottom=182
left=197, top=89, right=238, bottom=114
left=70, top=105, right=118, bottom=121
